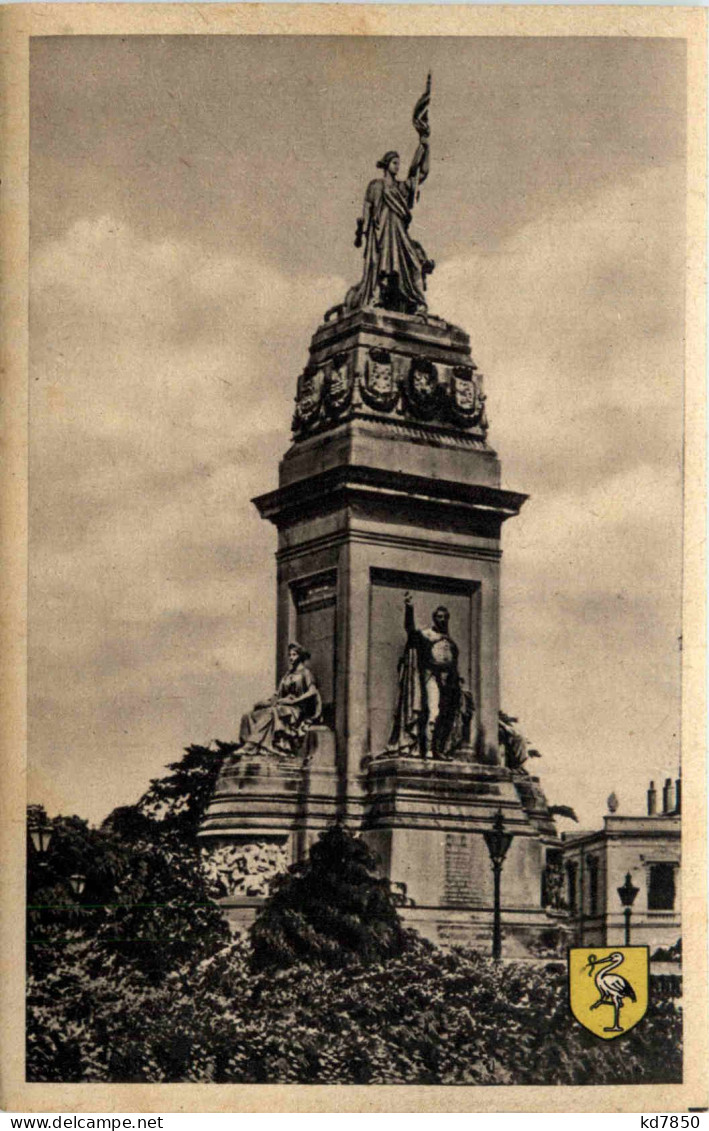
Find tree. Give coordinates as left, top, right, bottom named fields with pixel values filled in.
left=27, top=807, right=129, bottom=976
left=250, top=823, right=407, bottom=971
left=27, top=741, right=233, bottom=986
left=133, top=741, right=233, bottom=840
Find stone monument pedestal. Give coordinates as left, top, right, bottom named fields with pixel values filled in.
left=198, top=726, right=338, bottom=929
left=199, top=307, right=565, bottom=954
left=361, top=756, right=553, bottom=950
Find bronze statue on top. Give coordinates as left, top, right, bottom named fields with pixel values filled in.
left=344, top=75, right=435, bottom=316
left=387, top=594, right=474, bottom=759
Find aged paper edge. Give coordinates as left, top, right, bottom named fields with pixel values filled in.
left=0, top=3, right=706, bottom=1114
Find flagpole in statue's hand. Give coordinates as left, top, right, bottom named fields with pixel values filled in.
left=411, top=72, right=432, bottom=204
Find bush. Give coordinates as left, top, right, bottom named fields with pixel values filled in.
left=250, top=824, right=407, bottom=971
left=27, top=933, right=682, bottom=1085
left=26, top=753, right=683, bottom=1086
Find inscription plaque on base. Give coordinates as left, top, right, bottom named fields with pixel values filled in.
left=444, top=832, right=476, bottom=906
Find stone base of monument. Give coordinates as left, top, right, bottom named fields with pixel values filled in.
left=197, top=725, right=339, bottom=930
left=397, top=907, right=566, bottom=955
left=360, top=755, right=558, bottom=954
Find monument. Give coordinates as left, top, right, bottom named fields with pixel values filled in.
left=199, top=78, right=565, bottom=953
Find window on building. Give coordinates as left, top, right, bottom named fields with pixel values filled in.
left=566, top=861, right=578, bottom=912
left=587, top=856, right=599, bottom=916
left=648, top=863, right=676, bottom=910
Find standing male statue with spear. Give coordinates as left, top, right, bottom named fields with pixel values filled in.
left=344, top=74, right=435, bottom=316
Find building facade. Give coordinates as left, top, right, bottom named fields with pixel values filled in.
left=560, top=778, right=681, bottom=952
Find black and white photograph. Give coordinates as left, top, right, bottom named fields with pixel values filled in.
left=2, top=4, right=705, bottom=1112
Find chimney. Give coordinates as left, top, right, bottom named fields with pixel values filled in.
left=662, top=777, right=673, bottom=814
left=674, top=778, right=681, bottom=814
left=647, top=780, right=657, bottom=815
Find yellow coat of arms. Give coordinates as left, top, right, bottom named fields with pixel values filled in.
left=569, top=947, right=649, bottom=1040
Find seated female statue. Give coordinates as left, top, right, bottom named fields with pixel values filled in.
left=238, top=642, right=322, bottom=758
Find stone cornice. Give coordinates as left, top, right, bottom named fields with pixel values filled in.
left=254, top=464, right=528, bottom=532
left=562, top=823, right=681, bottom=851
left=310, top=307, right=471, bottom=362
left=289, top=413, right=494, bottom=454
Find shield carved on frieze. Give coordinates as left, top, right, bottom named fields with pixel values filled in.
left=324, top=352, right=353, bottom=416
left=406, top=357, right=440, bottom=419
left=449, top=366, right=480, bottom=424
left=294, top=365, right=325, bottom=428
left=448, top=366, right=489, bottom=432
left=361, top=347, right=399, bottom=412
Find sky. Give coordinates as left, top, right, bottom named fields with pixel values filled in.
left=29, top=34, right=686, bottom=829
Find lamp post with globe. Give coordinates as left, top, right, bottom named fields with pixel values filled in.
left=27, top=809, right=87, bottom=906
left=27, top=811, right=54, bottom=863
left=483, top=810, right=514, bottom=960
left=617, top=871, right=640, bottom=945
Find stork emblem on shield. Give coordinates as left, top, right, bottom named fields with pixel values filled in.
left=568, top=947, right=649, bottom=1039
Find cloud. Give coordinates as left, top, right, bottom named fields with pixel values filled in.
left=30, top=158, right=684, bottom=829
left=29, top=218, right=345, bottom=818
left=434, top=164, right=683, bottom=823
left=434, top=163, right=684, bottom=487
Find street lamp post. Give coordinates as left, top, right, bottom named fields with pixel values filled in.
left=68, top=873, right=87, bottom=899
left=27, top=813, right=86, bottom=904
left=617, top=871, right=640, bottom=945
left=483, top=810, right=514, bottom=961
left=28, top=817, right=54, bottom=860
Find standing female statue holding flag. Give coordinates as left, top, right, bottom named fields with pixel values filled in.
left=344, top=75, right=435, bottom=316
